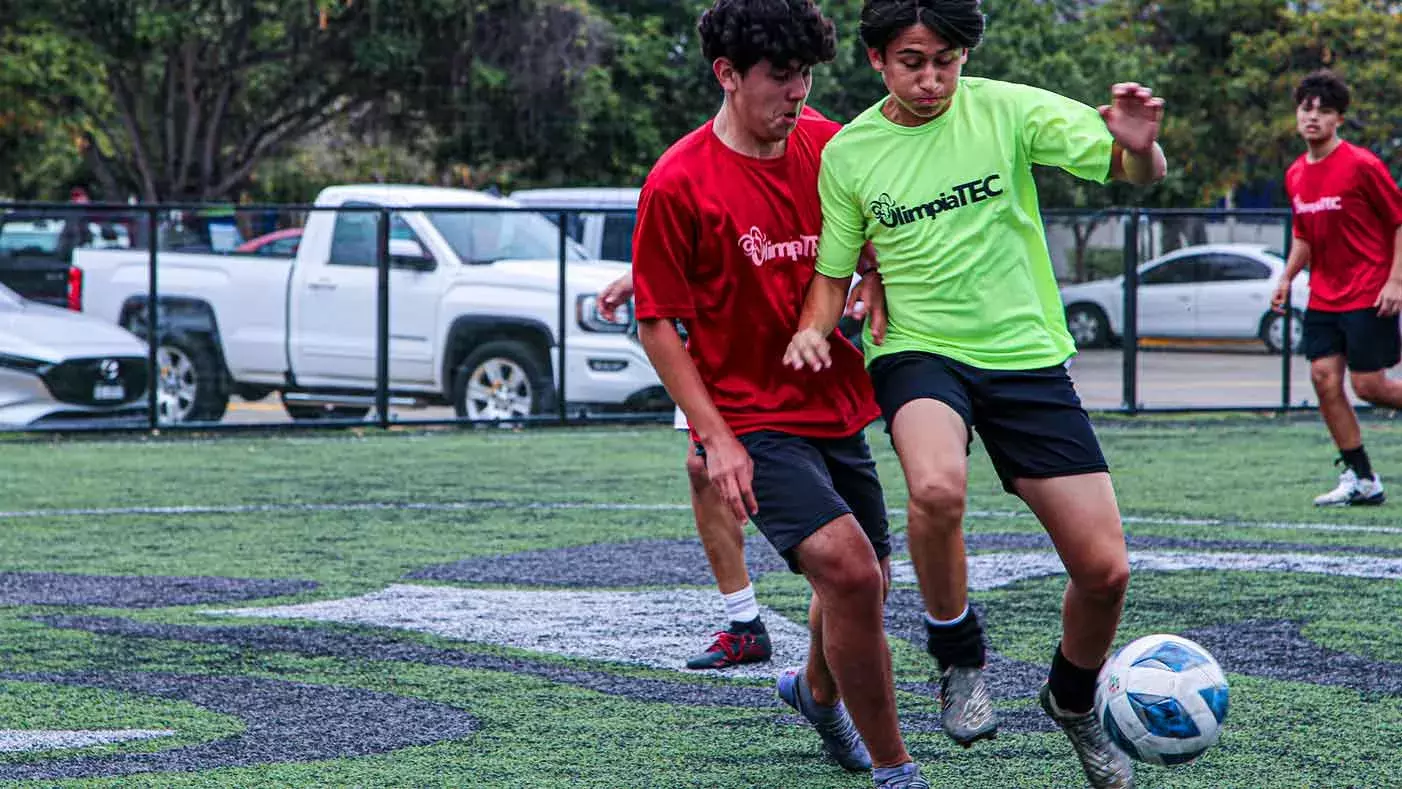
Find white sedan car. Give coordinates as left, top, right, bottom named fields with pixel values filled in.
left=0, top=283, right=149, bottom=427
left=1059, top=243, right=1310, bottom=353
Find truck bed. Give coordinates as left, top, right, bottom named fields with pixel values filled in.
left=73, top=248, right=296, bottom=382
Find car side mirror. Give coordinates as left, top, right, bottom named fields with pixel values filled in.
left=388, top=238, right=434, bottom=270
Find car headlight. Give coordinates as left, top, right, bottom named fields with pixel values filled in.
left=576, top=294, right=632, bottom=333
left=0, top=352, right=50, bottom=374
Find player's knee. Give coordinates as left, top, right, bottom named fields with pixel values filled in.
left=801, top=536, right=885, bottom=600
left=906, top=473, right=967, bottom=522
left=817, top=554, right=885, bottom=600
left=1350, top=372, right=1386, bottom=403
left=1310, top=365, right=1342, bottom=392
left=685, top=451, right=709, bottom=491
left=1076, top=559, right=1130, bottom=603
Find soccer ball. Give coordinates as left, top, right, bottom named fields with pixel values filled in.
left=1095, top=634, right=1229, bottom=766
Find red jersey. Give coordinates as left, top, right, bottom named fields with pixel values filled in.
left=1286, top=140, right=1402, bottom=311
left=632, top=110, right=879, bottom=439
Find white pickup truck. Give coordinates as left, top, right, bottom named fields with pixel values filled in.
left=71, top=184, right=665, bottom=423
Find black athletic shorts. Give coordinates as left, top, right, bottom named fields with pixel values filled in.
left=1302, top=307, right=1402, bottom=373
left=696, top=430, right=891, bottom=574
left=868, top=350, right=1108, bottom=494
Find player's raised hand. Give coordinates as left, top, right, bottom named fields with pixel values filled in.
left=1100, top=82, right=1164, bottom=155
left=701, top=434, right=758, bottom=521
left=596, top=272, right=634, bottom=321
left=784, top=327, right=832, bottom=371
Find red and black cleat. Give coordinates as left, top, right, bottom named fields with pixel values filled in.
left=685, top=621, right=773, bottom=670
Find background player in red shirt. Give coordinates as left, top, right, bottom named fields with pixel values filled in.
left=598, top=273, right=776, bottom=671
left=631, top=2, right=925, bottom=787
left=1274, top=70, right=1402, bottom=506
left=595, top=270, right=882, bottom=672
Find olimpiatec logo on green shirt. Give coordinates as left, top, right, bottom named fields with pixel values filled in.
left=869, top=175, right=1005, bottom=228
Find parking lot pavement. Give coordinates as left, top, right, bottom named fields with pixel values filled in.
left=1068, top=347, right=1401, bottom=410
left=216, top=348, right=1399, bottom=425
left=223, top=397, right=460, bottom=426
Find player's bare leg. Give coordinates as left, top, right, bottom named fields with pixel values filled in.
left=1017, top=473, right=1129, bottom=674
left=777, top=515, right=910, bottom=772
left=684, top=451, right=772, bottom=669
left=688, top=451, right=750, bottom=594
left=889, top=398, right=996, bottom=747
left=1312, top=357, right=1386, bottom=506
left=1312, top=355, right=1362, bottom=450
left=1018, top=472, right=1133, bottom=789
left=1349, top=369, right=1402, bottom=409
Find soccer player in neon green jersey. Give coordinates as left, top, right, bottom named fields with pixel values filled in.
left=784, top=2, right=1165, bottom=788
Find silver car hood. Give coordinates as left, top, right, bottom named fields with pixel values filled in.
left=0, top=302, right=147, bottom=362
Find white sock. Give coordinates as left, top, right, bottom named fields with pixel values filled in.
left=723, top=584, right=760, bottom=624
left=925, top=604, right=970, bottom=628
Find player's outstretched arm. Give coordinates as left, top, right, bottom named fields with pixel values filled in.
left=637, top=318, right=757, bottom=520
left=1101, top=82, right=1167, bottom=185
left=786, top=273, right=850, bottom=371
left=596, top=273, right=634, bottom=321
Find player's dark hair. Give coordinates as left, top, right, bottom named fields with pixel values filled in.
left=860, top=0, right=985, bottom=53
left=1294, top=69, right=1350, bottom=114
left=698, top=0, right=837, bottom=75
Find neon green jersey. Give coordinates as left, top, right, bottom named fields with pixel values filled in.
left=816, top=77, right=1113, bottom=370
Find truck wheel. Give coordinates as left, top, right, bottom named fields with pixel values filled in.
left=452, top=340, right=553, bottom=421
left=280, top=395, right=370, bottom=422
left=155, top=334, right=230, bottom=424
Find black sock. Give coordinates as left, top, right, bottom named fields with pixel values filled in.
left=1341, top=446, right=1374, bottom=481
left=730, top=616, right=765, bottom=634
left=1048, top=643, right=1100, bottom=715
left=925, top=610, right=986, bottom=672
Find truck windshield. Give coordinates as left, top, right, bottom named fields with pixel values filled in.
left=0, top=221, right=64, bottom=256
left=424, top=209, right=589, bottom=264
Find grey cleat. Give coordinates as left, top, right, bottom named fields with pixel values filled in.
left=939, top=665, right=998, bottom=747
left=874, top=763, right=931, bottom=789
left=1039, top=685, right=1135, bottom=789
left=777, top=669, right=871, bottom=772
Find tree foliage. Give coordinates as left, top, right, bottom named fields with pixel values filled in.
left=5, top=0, right=1402, bottom=205
left=1227, top=0, right=1402, bottom=185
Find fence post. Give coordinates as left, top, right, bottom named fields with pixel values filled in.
left=1281, top=213, right=1294, bottom=412
left=146, top=207, right=160, bottom=432
left=1121, top=210, right=1140, bottom=414
left=375, top=206, right=391, bottom=429
left=557, top=210, right=569, bottom=426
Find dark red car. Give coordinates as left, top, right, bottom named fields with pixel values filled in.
left=234, top=228, right=302, bottom=257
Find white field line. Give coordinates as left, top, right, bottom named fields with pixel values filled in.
left=0, top=500, right=1399, bottom=536
left=0, top=729, right=176, bottom=753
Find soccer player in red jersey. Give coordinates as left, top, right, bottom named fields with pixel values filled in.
left=1274, top=70, right=1402, bottom=506
left=595, top=270, right=880, bottom=673
left=631, top=1, right=924, bottom=786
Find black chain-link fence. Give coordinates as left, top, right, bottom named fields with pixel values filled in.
left=2, top=200, right=1389, bottom=435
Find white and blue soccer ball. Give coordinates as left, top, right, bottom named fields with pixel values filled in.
left=1095, top=633, right=1229, bottom=766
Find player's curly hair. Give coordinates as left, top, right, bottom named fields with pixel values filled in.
left=697, top=0, right=837, bottom=75
left=859, top=0, right=985, bottom=53
left=1294, top=69, right=1350, bottom=114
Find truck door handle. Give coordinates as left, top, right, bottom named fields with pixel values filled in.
left=308, top=279, right=337, bottom=291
